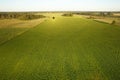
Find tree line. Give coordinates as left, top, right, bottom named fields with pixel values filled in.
left=0, top=12, right=46, bottom=20
left=74, top=12, right=114, bottom=17
left=62, top=13, right=73, bottom=17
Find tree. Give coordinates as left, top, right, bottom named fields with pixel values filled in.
left=62, top=13, right=73, bottom=17
left=0, top=14, right=1, bottom=18
left=100, top=12, right=105, bottom=16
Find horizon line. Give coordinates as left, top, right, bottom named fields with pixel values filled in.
left=0, top=10, right=120, bottom=13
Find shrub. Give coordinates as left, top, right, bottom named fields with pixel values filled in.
left=52, top=17, right=55, bottom=19
left=111, top=20, right=116, bottom=25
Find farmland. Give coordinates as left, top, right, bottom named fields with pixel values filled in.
left=0, top=18, right=45, bottom=44
left=0, top=13, right=120, bottom=80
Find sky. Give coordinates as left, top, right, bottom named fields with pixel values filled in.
left=0, top=0, right=120, bottom=11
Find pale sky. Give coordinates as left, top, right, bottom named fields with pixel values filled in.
left=0, top=0, right=120, bottom=11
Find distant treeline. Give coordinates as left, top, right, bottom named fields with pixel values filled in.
left=61, top=12, right=120, bottom=18
left=62, top=13, right=73, bottom=17
left=73, top=12, right=120, bottom=18
left=74, top=12, right=112, bottom=16
left=0, top=12, right=46, bottom=20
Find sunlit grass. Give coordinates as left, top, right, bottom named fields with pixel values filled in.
left=0, top=13, right=120, bottom=80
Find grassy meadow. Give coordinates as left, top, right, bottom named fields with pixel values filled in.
left=0, top=18, right=45, bottom=45
left=0, top=13, right=120, bottom=80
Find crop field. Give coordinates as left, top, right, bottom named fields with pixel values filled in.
left=0, top=13, right=120, bottom=80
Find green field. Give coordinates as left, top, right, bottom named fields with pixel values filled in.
left=0, top=14, right=120, bottom=80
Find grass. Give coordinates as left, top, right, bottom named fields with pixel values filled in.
left=0, top=14, right=120, bottom=80
left=0, top=19, right=45, bottom=44
left=82, top=15, right=120, bottom=26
